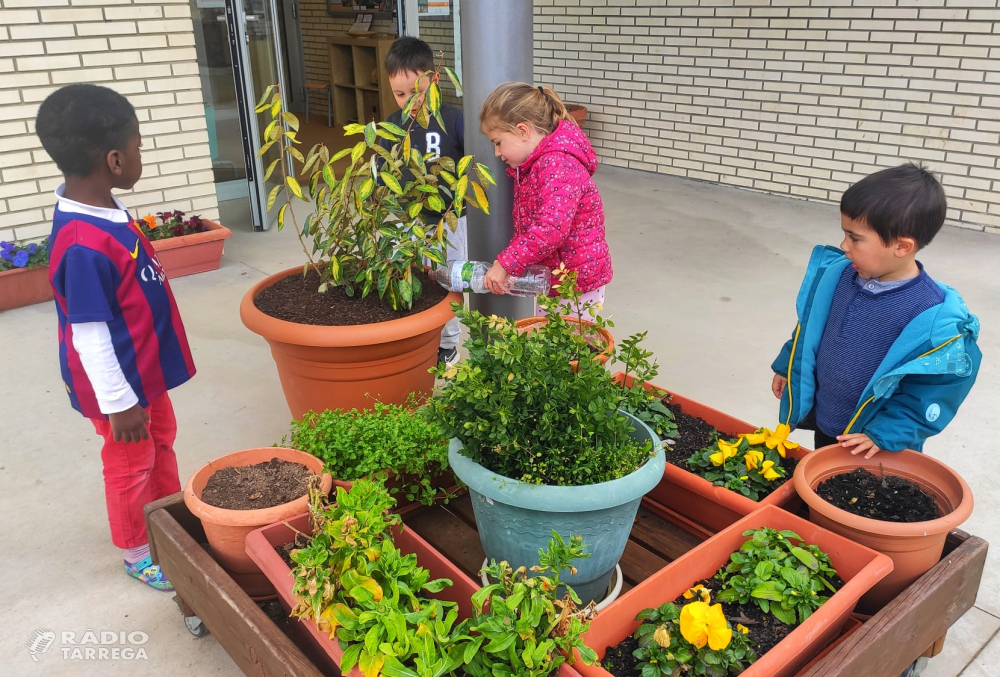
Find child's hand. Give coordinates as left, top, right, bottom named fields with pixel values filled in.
left=771, top=374, right=787, bottom=399
left=837, top=433, right=882, bottom=459
left=484, top=260, right=510, bottom=294
left=109, top=404, right=150, bottom=444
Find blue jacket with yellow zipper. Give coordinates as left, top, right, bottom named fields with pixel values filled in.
left=771, top=245, right=981, bottom=452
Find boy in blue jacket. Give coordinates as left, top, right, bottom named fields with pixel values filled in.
left=771, top=164, right=981, bottom=459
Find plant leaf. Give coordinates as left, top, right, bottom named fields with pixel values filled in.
left=471, top=182, right=489, bottom=214
left=266, top=184, right=281, bottom=212
left=286, top=175, right=304, bottom=199
left=443, top=66, right=463, bottom=96
left=380, top=172, right=403, bottom=195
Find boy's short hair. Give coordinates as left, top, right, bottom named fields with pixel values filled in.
left=840, top=163, right=947, bottom=248
left=36, top=84, right=138, bottom=178
left=385, top=37, right=434, bottom=77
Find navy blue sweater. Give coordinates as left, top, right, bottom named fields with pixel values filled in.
left=814, top=266, right=944, bottom=436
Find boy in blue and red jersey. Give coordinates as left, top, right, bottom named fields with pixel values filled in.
left=36, top=84, right=196, bottom=590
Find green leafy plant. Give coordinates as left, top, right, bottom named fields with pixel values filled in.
left=257, top=56, right=494, bottom=311
left=616, top=335, right=679, bottom=440
left=714, top=528, right=839, bottom=626
left=427, top=268, right=659, bottom=486
left=686, top=431, right=792, bottom=501
left=289, top=477, right=466, bottom=677
left=461, top=532, right=598, bottom=677
left=0, top=238, right=48, bottom=271
left=628, top=599, right=756, bottom=677
left=283, top=400, right=454, bottom=506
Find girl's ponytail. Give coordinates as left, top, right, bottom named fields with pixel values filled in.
left=480, top=82, right=576, bottom=136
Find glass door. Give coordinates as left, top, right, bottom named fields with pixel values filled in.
left=226, top=0, right=287, bottom=230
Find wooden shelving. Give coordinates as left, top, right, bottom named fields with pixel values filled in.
left=328, top=34, right=397, bottom=126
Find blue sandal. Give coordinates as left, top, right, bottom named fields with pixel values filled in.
left=125, top=556, right=174, bottom=591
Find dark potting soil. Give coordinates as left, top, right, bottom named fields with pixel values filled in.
left=601, top=577, right=796, bottom=677
left=662, top=401, right=718, bottom=467
left=253, top=268, right=448, bottom=326
left=817, top=466, right=941, bottom=522
left=200, top=458, right=313, bottom=510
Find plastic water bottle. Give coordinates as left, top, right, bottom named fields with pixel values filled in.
left=433, top=260, right=550, bottom=296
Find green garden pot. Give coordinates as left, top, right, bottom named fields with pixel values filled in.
left=448, top=410, right=665, bottom=605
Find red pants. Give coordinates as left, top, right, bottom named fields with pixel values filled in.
left=92, top=393, right=181, bottom=549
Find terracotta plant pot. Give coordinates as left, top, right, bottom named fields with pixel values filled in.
left=792, top=616, right=863, bottom=676
left=151, top=218, right=232, bottom=278
left=240, top=266, right=462, bottom=418
left=613, top=372, right=810, bottom=533
left=793, top=444, right=973, bottom=612
left=0, top=265, right=52, bottom=311
left=516, top=315, right=614, bottom=368
left=573, top=504, right=893, bottom=677
left=245, top=514, right=584, bottom=676
left=183, top=447, right=333, bottom=598
left=566, top=104, right=588, bottom=127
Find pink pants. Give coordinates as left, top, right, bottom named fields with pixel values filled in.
left=91, top=393, right=181, bottom=549
left=538, top=285, right=606, bottom=319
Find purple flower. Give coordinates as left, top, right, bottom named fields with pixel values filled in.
left=13, top=250, right=29, bottom=267
left=0, top=241, right=12, bottom=252
left=28, top=243, right=37, bottom=254
left=1, top=248, right=12, bottom=261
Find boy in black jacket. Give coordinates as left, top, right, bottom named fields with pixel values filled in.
left=384, top=37, right=465, bottom=367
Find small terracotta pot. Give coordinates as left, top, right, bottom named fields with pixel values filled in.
left=151, top=219, right=232, bottom=278
left=573, top=504, right=893, bottom=677
left=0, top=265, right=52, bottom=311
left=240, top=266, right=462, bottom=418
left=566, top=104, right=588, bottom=126
left=515, top=315, right=614, bottom=368
left=793, top=444, right=973, bottom=612
left=183, top=447, right=333, bottom=598
left=613, top=372, right=810, bottom=532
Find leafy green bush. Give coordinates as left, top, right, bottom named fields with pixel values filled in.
left=462, top=532, right=598, bottom=677
left=427, top=269, right=660, bottom=486
left=285, top=401, right=453, bottom=505
left=714, top=528, right=839, bottom=626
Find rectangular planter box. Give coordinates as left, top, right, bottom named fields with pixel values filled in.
left=245, top=513, right=583, bottom=677
left=613, top=372, right=811, bottom=533
left=574, top=504, right=893, bottom=677
left=0, top=265, right=52, bottom=311
left=151, top=219, right=232, bottom=278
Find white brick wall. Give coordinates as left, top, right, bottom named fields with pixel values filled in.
left=535, top=0, right=1000, bottom=234
left=0, top=0, right=219, bottom=243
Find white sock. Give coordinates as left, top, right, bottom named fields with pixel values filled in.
left=123, top=544, right=150, bottom=564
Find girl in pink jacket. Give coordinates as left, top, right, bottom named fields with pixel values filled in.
left=479, top=82, right=613, bottom=312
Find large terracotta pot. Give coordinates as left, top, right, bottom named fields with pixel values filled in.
left=183, top=447, right=333, bottom=598
left=574, top=505, right=893, bottom=677
left=0, top=265, right=52, bottom=311
left=244, top=513, right=587, bottom=677
left=240, top=266, right=461, bottom=418
left=151, top=218, right=232, bottom=278
left=566, top=104, right=588, bottom=126
left=613, top=372, right=810, bottom=533
left=793, top=444, right=973, bottom=612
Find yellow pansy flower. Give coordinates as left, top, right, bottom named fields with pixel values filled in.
left=736, top=624, right=749, bottom=635
left=709, top=439, right=740, bottom=466
left=765, top=423, right=800, bottom=458
left=744, top=449, right=764, bottom=471
left=653, top=624, right=671, bottom=648
left=679, top=601, right=732, bottom=651
left=759, top=459, right=782, bottom=481
left=740, top=427, right=771, bottom=445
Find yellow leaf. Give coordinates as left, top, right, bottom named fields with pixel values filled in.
left=266, top=184, right=281, bottom=212
left=457, top=155, right=473, bottom=176
left=285, top=175, right=304, bottom=199
left=472, top=182, right=489, bottom=214
left=277, top=203, right=287, bottom=230
left=351, top=141, right=366, bottom=164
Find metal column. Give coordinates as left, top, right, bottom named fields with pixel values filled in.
left=461, top=0, right=534, bottom=320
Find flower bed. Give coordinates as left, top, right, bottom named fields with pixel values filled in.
left=0, top=239, right=51, bottom=310
left=614, top=373, right=809, bottom=533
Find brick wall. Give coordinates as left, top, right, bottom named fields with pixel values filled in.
left=0, top=0, right=219, bottom=244
left=534, top=0, right=1000, bottom=233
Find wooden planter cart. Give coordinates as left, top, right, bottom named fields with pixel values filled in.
left=145, top=488, right=987, bottom=677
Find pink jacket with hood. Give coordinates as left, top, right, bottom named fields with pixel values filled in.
left=496, top=120, right=613, bottom=294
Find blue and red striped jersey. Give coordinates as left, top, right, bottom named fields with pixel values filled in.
left=49, top=202, right=196, bottom=419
